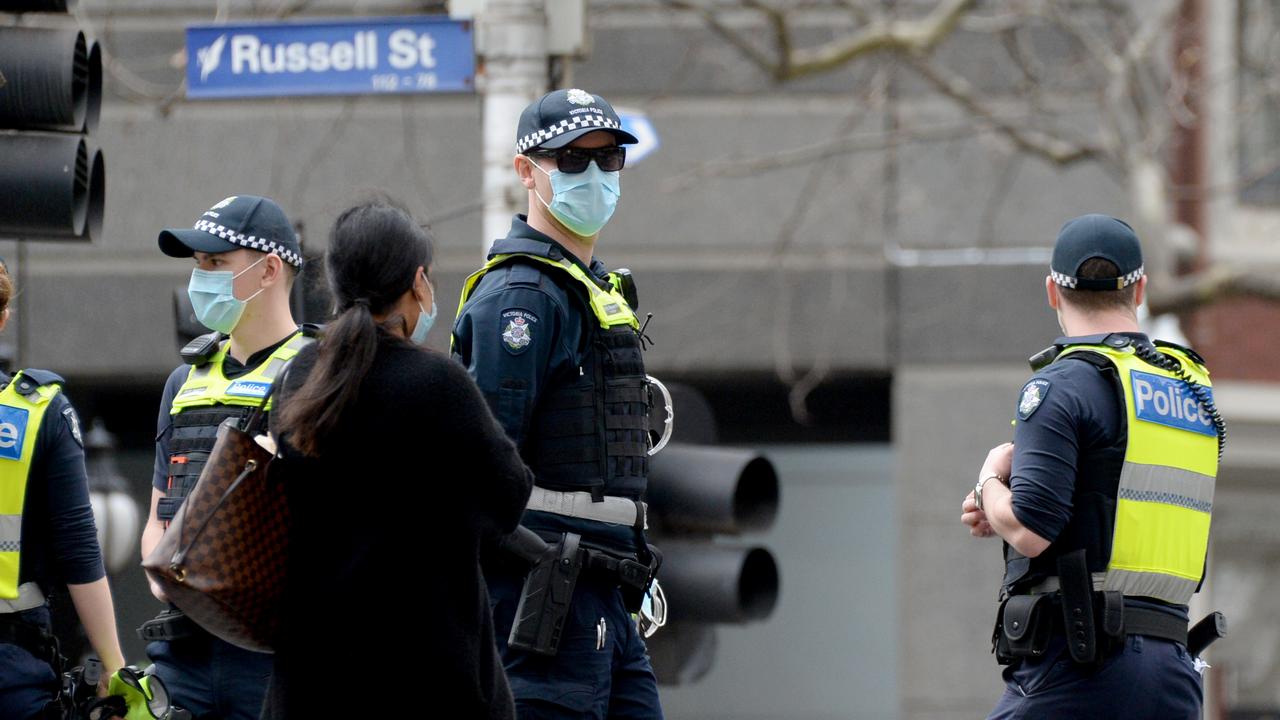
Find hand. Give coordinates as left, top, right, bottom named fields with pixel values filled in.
left=96, top=672, right=112, bottom=698
left=962, top=490, right=995, bottom=538
left=982, top=442, right=1014, bottom=481
left=147, top=577, right=169, bottom=604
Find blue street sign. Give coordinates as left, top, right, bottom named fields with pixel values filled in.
left=186, top=16, right=474, bottom=99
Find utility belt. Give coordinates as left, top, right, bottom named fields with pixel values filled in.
left=500, top=526, right=659, bottom=657
left=993, top=590, right=1185, bottom=664
left=0, top=612, right=63, bottom=675
left=994, top=550, right=1225, bottom=666
left=137, top=608, right=201, bottom=643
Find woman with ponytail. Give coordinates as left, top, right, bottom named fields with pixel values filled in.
left=264, top=200, right=532, bottom=720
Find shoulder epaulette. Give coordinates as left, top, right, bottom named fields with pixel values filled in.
left=13, top=369, right=64, bottom=399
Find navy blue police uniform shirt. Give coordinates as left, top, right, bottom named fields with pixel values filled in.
left=452, top=215, right=636, bottom=551
left=1009, top=332, right=1187, bottom=617
left=152, top=334, right=296, bottom=492
left=11, top=372, right=105, bottom=591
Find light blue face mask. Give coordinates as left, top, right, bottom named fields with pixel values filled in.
left=410, top=275, right=436, bottom=346
left=187, top=256, right=266, bottom=334
left=532, top=159, right=621, bottom=238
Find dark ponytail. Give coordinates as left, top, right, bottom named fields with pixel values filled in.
left=275, top=198, right=434, bottom=456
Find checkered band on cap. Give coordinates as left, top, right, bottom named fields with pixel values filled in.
left=192, top=219, right=303, bottom=268
left=1051, top=265, right=1145, bottom=290
left=517, top=111, right=622, bottom=153
left=1051, top=270, right=1078, bottom=289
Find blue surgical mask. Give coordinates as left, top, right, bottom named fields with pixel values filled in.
left=410, top=274, right=436, bottom=346
left=532, top=160, right=621, bottom=238
left=411, top=300, right=437, bottom=346
left=187, top=256, right=266, bottom=334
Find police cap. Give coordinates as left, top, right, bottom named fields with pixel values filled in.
left=515, top=88, right=639, bottom=154
left=158, top=195, right=303, bottom=268
left=1050, top=214, right=1144, bottom=291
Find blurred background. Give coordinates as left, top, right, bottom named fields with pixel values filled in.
left=3, top=1, right=1279, bottom=718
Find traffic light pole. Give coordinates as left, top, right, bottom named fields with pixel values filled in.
left=476, top=0, right=548, bottom=256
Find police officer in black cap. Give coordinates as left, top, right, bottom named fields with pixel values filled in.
left=962, top=214, right=1222, bottom=718
left=139, top=195, right=312, bottom=720
left=452, top=89, right=663, bottom=719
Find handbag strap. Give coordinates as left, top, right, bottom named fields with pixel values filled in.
left=173, top=451, right=263, bottom=568
left=241, top=360, right=294, bottom=436
left=168, top=361, right=295, bottom=573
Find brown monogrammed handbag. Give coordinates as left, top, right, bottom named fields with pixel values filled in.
left=142, top=391, right=289, bottom=653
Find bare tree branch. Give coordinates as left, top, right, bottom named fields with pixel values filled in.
left=904, top=53, right=1106, bottom=169
left=662, top=123, right=982, bottom=191
left=657, top=1, right=778, bottom=77
left=674, top=0, right=1280, bottom=319
left=659, top=0, right=980, bottom=82
left=785, top=0, right=978, bottom=79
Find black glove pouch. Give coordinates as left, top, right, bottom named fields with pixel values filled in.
left=994, top=593, right=1054, bottom=664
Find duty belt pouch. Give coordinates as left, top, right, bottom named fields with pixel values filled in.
left=1058, top=549, right=1098, bottom=664
left=509, top=532, right=583, bottom=657
left=994, top=593, right=1053, bottom=664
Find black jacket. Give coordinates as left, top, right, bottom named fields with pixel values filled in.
left=263, top=338, right=533, bottom=720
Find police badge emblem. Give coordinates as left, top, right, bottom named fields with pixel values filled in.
left=62, top=406, right=83, bottom=448
left=1017, top=379, right=1051, bottom=421
left=501, top=309, right=538, bottom=354
left=566, top=89, right=594, bottom=106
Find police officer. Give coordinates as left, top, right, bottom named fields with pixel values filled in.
left=0, top=258, right=127, bottom=718
left=139, top=195, right=312, bottom=720
left=452, top=89, right=663, bottom=719
left=962, top=214, right=1220, bottom=718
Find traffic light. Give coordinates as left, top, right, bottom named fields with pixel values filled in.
left=645, top=385, right=780, bottom=685
left=0, top=3, right=104, bottom=242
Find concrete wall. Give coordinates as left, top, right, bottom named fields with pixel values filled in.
left=893, top=364, right=1027, bottom=719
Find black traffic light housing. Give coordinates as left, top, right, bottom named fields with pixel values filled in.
left=0, top=7, right=105, bottom=242
left=644, top=384, right=781, bottom=685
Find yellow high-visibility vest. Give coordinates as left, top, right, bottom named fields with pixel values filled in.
left=170, top=332, right=313, bottom=414
left=1058, top=343, right=1217, bottom=605
left=454, top=253, right=640, bottom=334
left=0, top=372, right=63, bottom=599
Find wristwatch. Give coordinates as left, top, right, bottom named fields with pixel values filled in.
left=974, top=474, right=1005, bottom=511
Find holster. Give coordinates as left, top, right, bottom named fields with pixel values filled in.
left=508, top=532, right=583, bottom=657
left=137, top=608, right=198, bottom=643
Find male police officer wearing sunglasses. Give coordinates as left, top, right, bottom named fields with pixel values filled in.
left=453, top=89, right=663, bottom=719
left=962, top=215, right=1222, bottom=718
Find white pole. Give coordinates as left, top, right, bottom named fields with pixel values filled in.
left=477, top=0, right=548, bottom=257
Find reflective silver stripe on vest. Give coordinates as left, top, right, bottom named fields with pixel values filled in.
left=1028, top=572, right=1107, bottom=595
left=1117, top=462, right=1214, bottom=514
left=0, top=582, right=45, bottom=613
left=0, top=514, right=20, bottom=552
left=1103, top=570, right=1198, bottom=605
left=526, top=488, right=647, bottom=528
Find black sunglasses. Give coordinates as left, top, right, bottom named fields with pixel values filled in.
left=527, top=146, right=626, bottom=174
